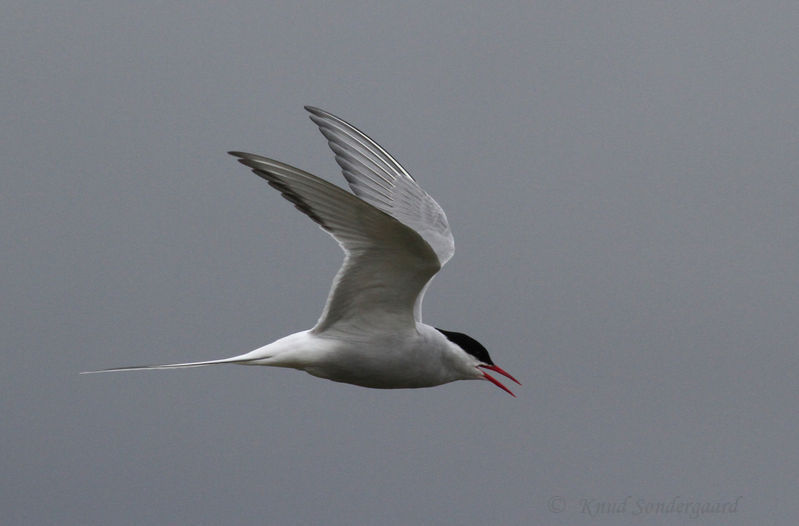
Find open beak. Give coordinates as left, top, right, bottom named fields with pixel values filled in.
left=478, top=364, right=521, bottom=397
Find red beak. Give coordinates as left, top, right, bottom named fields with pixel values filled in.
left=478, top=364, right=521, bottom=397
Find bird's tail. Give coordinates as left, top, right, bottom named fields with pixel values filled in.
left=82, top=333, right=308, bottom=374
left=80, top=356, right=249, bottom=374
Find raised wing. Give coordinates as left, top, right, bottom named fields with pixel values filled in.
left=305, top=106, right=455, bottom=266
left=229, top=151, right=441, bottom=332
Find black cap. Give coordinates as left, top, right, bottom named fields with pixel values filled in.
left=436, top=328, right=494, bottom=365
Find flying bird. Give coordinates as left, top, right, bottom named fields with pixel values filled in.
left=84, top=107, right=520, bottom=396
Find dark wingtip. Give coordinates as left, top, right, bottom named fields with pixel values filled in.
left=228, top=152, right=272, bottom=169
left=228, top=151, right=262, bottom=161
left=305, top=106, right=339, bottom=124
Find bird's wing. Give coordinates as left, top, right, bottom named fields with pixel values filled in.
left=305, top=106, right=455, bottom=267
left=229, top=151, right=442, bottom=332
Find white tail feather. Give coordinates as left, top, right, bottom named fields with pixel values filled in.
left=80, top=357, right=248, bottom=374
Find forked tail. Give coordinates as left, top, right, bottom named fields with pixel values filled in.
left=80, top=357, right=249, bottom=374
left=82, top=333, right=308, bottom=374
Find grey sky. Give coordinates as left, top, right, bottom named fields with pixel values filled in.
left=3, top=2, right=797, bottom=524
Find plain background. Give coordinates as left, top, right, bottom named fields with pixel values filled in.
left=3, top=2, right=797, bottom=525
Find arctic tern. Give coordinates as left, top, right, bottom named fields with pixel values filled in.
left=84, top=107, right=520, bottom=396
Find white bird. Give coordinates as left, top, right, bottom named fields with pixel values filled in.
left=84, top=107, right=520, bottom=396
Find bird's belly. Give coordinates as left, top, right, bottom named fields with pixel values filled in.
left=305, top=342, right=453, bottom=389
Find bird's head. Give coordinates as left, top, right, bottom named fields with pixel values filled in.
left=436, top=328, right=520, bottom=397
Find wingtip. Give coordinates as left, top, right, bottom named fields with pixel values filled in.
left=305, top=106, right=334, bottom=121
left=228, top=151, right=270, bottom=168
